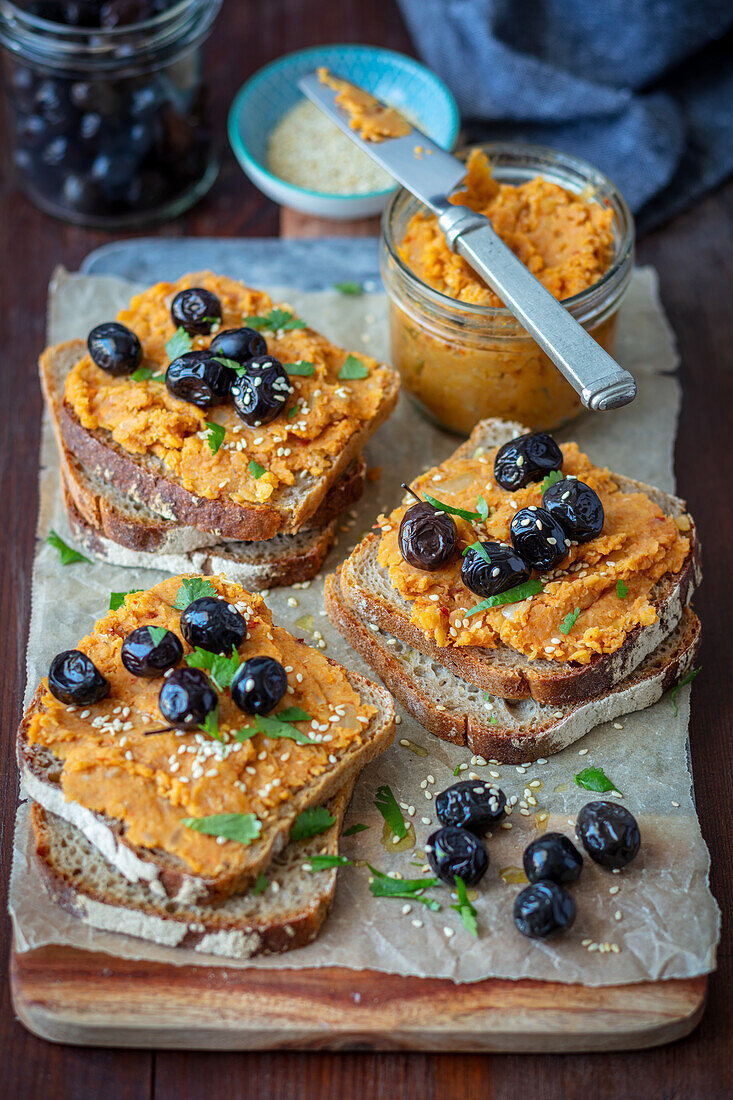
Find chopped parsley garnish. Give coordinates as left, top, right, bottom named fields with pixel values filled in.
left=131, top=365, right=164, bottom=382
left=199, top=706, right=222, bottom=742
left=290, top=806, right=336, bottom=841
left=173, top=577, right=218, bottom=610
left=451, top=875, right=478, bottom=937
left=574, top=765, right=620, bottom=794
left=334, top=281, right=362, bottom=295
left=559, top=607, right=580, bottom=635
left=252, top=872, right=268, bottom=895
left=374, top=784, right=407, bottom=839
left=453, top=763, right=462, bottom=776
left=185, top=647, right=241, bottom=692
left=476, top=494, right=489, bottom=522
left=204, top=421, right=225, bottom=455
left=489, top=716, right=498, bottom=725
left=165, top=327, right=193, bottom=359
left=287, top=405, right=300, bottom=419
left=670, top=666, right=701, bottom=716
left=462, top=541, right=491, bottom=565
left=249, top=460, right=267, bottom=480
left=343, top=823, right=369, bottom=837
left=540, top=469, right=564, bottom=493
left=284, top=360, right=315, bottom=376
left=254, top=714, right=315, bottom=745
left=147, top=625, right=169, bottom=647
left=367, top=865, right=441, bottom=909
left=46, top=530, right=90, bottom=566
left=616, top=579, right=629, bottom=599
left=109, top=589, right=141, bottom=611
left=277, top=706, right=312, bottom=722
left=423, top=495, right=482, bottom=523
left=338, top=354, right=369, bottom=380
left=244, top=308, right=306, bottom=332
left=182, top=812, right=261, bottom=844
left=306, top=855, right=352, bottom=872
left=212, top=356, right=241, bottom=372
left=465, top=578, right=543, bottom=617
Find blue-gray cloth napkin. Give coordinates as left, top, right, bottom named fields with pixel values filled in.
left=397, top=0, right=733, bottom=233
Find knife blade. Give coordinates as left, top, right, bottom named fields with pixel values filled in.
left=298, top=71, right=636, bottom=412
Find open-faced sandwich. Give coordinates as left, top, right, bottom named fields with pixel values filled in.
left=40, top=273, right=399, bottom=589
left=19, top=575, right=395, bottom=957
left=326, top=419, right=701, bottom=762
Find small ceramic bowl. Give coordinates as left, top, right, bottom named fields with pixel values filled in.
left=228, top=44, right=460, bottom=220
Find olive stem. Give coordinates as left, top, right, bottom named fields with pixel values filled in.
left=401, top=482, right=424, bottom=507
left=143, top=726, right=176, bottom=736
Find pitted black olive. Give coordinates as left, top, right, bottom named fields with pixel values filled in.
left=120, top=625, right=183, bottom=678
left=165, top=350, right=234, bottom=408
left=510, top=506, right=569, bottom=571
left=179, top=597, right=247, bottom=655
left=494, top=431, right=563, bottom=491
left=543, top=478, right=605, bottom=543
left=523, top=833, right=583, bottom=885
left=231, top=356, right=293, bottom=427
left=576, top=801, right=641, bottom=870
left=461, top=542, right=530, bottom=599
left=514, top=881, right=576, bottom=939
left=170, top=287, right=222, bottom=335
left=398, top=485, right=457, bottom=571
left=435, top=780, right=506, bottom=834
left=48, top=649, right=110, bottom=705
left=158, top=667, right=217, bottom=730
left=87, top=321, right=142, bottom=376
left=426, top=825, right=488, bottom=886
left=209, top=327, right=267, bottom=365
left=231, top=656, right=288, bottom=716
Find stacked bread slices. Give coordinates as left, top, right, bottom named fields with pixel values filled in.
left=326, top=419, right=701, bottom=764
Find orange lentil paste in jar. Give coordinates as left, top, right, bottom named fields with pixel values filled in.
left=317, top=66, right=411, bottom=142
left=376, top=442, right=690, bottom=665
left=64, top=272, right=395, bottom=508
left=398, top=149, right=615, bottom=308
left=25, top=576, right=375, bottom=879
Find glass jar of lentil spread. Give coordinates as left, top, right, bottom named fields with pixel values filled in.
left=380, top=142, right=635, bottom=435
left=0, top=0, right=221, bottom=227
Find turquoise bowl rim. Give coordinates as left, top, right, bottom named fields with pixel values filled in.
left=227, top=44, right=461, bottom=204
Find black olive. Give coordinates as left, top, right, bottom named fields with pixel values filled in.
left=170, top=287, right=222, bottom=335
left=435, top=780, right=506, bottom=834
left=231, top=355, right=293, bottom=427
left=576, top=801, right=641, bottom=870
left=158, top=667, right=217, bottom=730
left=120, top=625, right=183, bottom=678
left=523, top=833, right=583, bottom=886
left=461, top=542, right=530, bottom=599
left=494, top=431, right=563, bottom=491
left=87, top=321, right=142, bottom=376
left=209, top=327, right=267, bottom=365
left=514, top=881, right=576, bottom=939
left=48, top=649, right=110, bottom=705
left=425, top=825, right=489, bottom=887
left=165, top=350, right=234, bottom=408
left=179, top=596, right=247, bottom=654
left=231, top=656, right=288, bottom=716
left=398, top=491, right=457, bottom=571
left=543, top=478, right=605, bottom=543
left=510, top=506, right=569, bottom=571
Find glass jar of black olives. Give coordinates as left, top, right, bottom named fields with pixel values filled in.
left=0, top=0, right=221, bottom=227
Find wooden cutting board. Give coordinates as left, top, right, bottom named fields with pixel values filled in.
left=9, top=209, right=708, bottom=1051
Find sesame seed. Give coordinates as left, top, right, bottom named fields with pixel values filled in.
left=578, top=748, right=589, bottom=756
left=411, top=919, right=423, bottom=928
left=443, top=927, right=454, bottom=938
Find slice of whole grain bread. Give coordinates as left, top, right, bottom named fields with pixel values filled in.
left=18, top=667, right=395, bottom=905
left=326, top=573, right=700, bottom=763
left=41, top=340, right=398, bottom=541
left=31, top=780, right=354, bottom=960
left=335, top=419, right=700, bottom=706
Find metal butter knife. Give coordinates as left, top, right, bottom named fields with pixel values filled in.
left=299, top=72, right=636, bottom=412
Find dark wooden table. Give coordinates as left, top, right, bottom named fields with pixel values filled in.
left=1, top=2, right=732, bottom=1096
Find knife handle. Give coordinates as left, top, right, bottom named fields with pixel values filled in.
left=437, top=206, right=636, bottom=411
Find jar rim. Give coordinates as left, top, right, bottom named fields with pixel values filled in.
left=381, top=140, right=635, bottom=323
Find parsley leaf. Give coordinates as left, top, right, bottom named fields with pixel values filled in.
left=489, top=716, right=498, bottom=725
left=182, top=812, right=261, bottom=844
left=462, top=541, right=491, bottom=565
left=199, top=706, right=222, bottom=742
left=476, top=494, right=489, bottom=522
left=465, top=578, right=543, bottom=617
left=147, top=625, right=169, bottom=647
left=203, top=421, right=225, bottom=455
left=277, top=706, right=312, bottom=722
left=451, top=875, right=478, bottom=937
left=560, top=607, right=580, bottom=635
left=367, top=865, right=441, bottom=909
left=287, top=405, right=300, bottom=419
left=670, top=666, right=701, bottom=716
left=343, top=823, right=369, bottom=837
left=423, top=494, right=481, bottom=523
left=306, top=855, right=352, bottom=872
left=616, top=579, right=629, bottom=599
left=244, top=308, right=306, bottom=332
left=540, top=469, right=564, bottom=493
left=252, top=872, right=268, bottom=895
left=574, top=765, right=620, bottom=794
left=46, top=530, right=90, bottom=566
left=334, top=281, right=362, bottom=295
left=255, top=714, right=315, bottom=745
left=131, top=365, right=164, bottom=383
left=211, top=356, right=241, bottom=372
left=453, top=763, right=462, bottom=776
left=165, top=327, right=193, bottom=359
left=284, top=360, right=315, bottom=376
left=185, top=647, right=241, bottom=692
left=338, top=354, right=369, bottom=380
left=173, top=577, right=218, bottom=610
left=374, top=784, right=407, bottom=839
left=109, top=589, right=141, bottom=611
left=249, top=460, right=267, bottom=480
left=290, top=806, right=336, bottom=841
